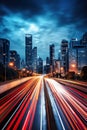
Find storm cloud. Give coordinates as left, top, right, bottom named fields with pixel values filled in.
left=0, top=0, right=87, bottom=60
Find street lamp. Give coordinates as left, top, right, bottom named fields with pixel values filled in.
left=8, top=62, right=14, bottom=67
left=22, top=68, right=26, bottom=71
left=71, top=63, right=77, bottom=73
left=60, top=67, right=64, bottom=71
left=71, top=64, right=76, bottom=68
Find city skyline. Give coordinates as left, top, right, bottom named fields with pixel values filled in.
left=0, top=0, right=87, bottom=60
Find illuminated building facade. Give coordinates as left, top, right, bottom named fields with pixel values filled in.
left=37, top=57, right=43, bottom=74
left=25, top=34, right=32, bottom=70
left=32, top=47, right=37, bottom=72
left=60, top=39, right=68, bottom=74
left=49, top=44, right=55, bottom=72
left=10, top=50, right=20, bottom=69
left=69, top=33, right=87, bottom=73
left=0, top=38, right=10, bottom=65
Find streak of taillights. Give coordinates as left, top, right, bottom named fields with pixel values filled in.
left=45, top=78, right=86, bottom=130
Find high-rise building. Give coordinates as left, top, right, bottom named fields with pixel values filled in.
left=10, top=50, right=20, bottom=69
left=44, top=57, right=50, bottom=74
left=25, top=34, right=32, bottom=70
left=0, top=40, right=3, bottom=64
left=32, top=47, right=37, bottom=72
left=69, top=33, right=87, bottom=73
left=46, top=57, right=50, bottom=65
left=60, top=39, right=68, bottom=74
left=0, top=38, right=10, bottom=65
left=21, top=59, right=25, bottom=69
left=54, top=60, right=61, bottom=74
left=49, top=44, right=55, bottom=72
left=82, top=32, right=87, bottom=42
left=69, top=39, right=79, bottom=73
left=37, top=57, right=43, bottom=74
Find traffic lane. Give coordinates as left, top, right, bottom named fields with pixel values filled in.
left=44, top=79, right=71, bottom=130
left=19, top=77, right=42, bottom=130
left=45, top=78, right=86, bottom=130
left=0, top=77, right=39, bottom=121
left=54, top=78, right=86, bottom=107
left=0, top=77, right=34, bottom=94
left=54, top=78, right=87, bottom=93
left=0, top=76, right=42, bottom=129
left=32, top=77, right=47, bottom=130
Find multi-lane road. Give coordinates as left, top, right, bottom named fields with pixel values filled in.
left=0, top=76, right=86, bottom=130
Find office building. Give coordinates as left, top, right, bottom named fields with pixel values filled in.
left=25, top=34, right=32, bottom=70
left=37, top=57, right=43, bottom=74
left=60, top=39, right=68, bottom=74
left=10, top=50, right=20, bottom=69
left=69, top=33, right=87, bottom=73
left=49, top=44, right=55, bottom=72
left=46, top=57, right=50, bottom=65
left=32, top=47, right=37, bottom=72
left=44, top=57, right=50, bottom=74
left=0, top=38, right=10, bottom=65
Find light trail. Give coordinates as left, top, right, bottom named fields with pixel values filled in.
left=45, top=81, right=66, bottom=130
left=40, top=77, right=47, bottom=130
left=45, top=78, right=87, bottom=130
left=0, top=77, right=33, bottom=94
left=0, top=76, right=86, bottom=130
left=22, top=77, right=42, bottom=130
left=0, top=77, right=39, bottom=123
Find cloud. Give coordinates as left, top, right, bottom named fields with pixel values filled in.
left=0, top=0, right=87, bottom=61
left=0, top=0, right=87, bottom=30
left=0, top=0, right=45, bottom=19
left=57, top=0, right=87, bottom=30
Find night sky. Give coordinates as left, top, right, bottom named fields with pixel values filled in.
left=0, top=0, right=87, bottom=61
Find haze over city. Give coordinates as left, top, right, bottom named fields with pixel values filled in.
left=0, top=0, right=87, bottom=60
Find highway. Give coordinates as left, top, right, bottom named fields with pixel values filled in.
left=0, top=76, right=86, bottom=130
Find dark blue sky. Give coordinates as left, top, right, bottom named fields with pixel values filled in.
left=0, top=0, right=87, bottom=61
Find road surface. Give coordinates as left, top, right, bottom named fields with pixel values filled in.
left=0, top=76, right=86, bottom=130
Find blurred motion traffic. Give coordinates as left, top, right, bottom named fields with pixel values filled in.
left=0, top=76, right=86, bottom=130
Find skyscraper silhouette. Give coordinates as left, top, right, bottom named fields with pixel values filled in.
left=0, top=38, right=10, bottom=65
left=25, top=34, right=32, bottom=70
left=50, top=44, right=55, bottom=72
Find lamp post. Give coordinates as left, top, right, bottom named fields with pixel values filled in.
left=71, top=64, right=76, bottom=68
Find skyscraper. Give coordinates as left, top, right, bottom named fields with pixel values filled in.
left=25, top=34, right=32, bottom=70
left=60, top=39, right=68, bottom=74
left=44, top=57, right=50, bottom=74
left=0, top=38, right=10, bottom=65
left=32, top=47, right=37, bottom=72
left=37, top=57, right=43, bottom=74
left=69, top=33, right=87, bottom=73
left=46, top=57, right=50, bottom=65
left=69, top=38, right=79, bottom=73
left=10, top=50, right=20, bottom=69
left=49, top=44, right=55, bottom=72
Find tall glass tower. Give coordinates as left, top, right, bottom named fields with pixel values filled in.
left=50, top=44, right=55, bottom=72
left=0, top=38, right=10, bottom=66
left=25, top=34, right=32, bottom=70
